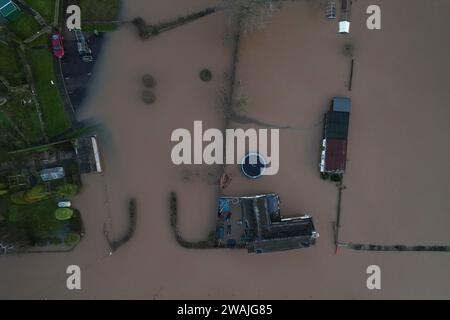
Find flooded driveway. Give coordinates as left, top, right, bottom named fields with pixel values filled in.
left=1, top=0, right=449, bottom=299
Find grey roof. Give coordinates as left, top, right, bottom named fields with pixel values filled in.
left=324, top=111, right=349, bottom=140
left=249, top=236, right=316, bottom=253
left=332, top=97, right=351, bottom=113
left=40, top=167, right=65, bottom=181
left=240, top=195, right=317, bottom=254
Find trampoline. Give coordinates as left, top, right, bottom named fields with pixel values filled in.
left=241, top=153, right=266, bottom=179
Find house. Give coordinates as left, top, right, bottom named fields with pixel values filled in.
left=320, top=97, right=351, bottom=174
left=0, top=0, right=21, bottom=23
left=219, top=194, right=319, bottom=254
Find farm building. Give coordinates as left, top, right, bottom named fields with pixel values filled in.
left=320, top=138, right=347, bottom=173
left=324, top=111, right=350, bottom=140
left=242, top=195, right=318, bottom=253
left=218, top=194, right=319, bottom=254
left=320, top=97, right=351, bottom=174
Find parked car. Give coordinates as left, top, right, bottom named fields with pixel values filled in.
left=51, top=32, right=65, bottom=58
left=57, top=200, right=71, bottom=208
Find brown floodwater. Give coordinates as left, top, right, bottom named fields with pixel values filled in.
left=1, top=0, right=450, bottom=299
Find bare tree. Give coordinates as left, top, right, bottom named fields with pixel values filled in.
left=220, top=0, right=281, bottom=35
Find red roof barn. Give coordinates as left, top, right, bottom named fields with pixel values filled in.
left=324, top=139, right=347, bottom=172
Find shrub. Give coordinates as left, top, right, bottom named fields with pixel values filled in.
left=343, top=41, right=354, bottom=57
left=199, top=69, right=213, bottom=82
left=55, top=208, right=74, bottom=221
left=10, top=191, right=28, bottom=204
left=64, top=232, right=81, bottom=246
left=221, top=0, right=280, bottom=35
left=49, top=238, right=62, bottom=245
left=330, top=174, right=342, bottom=182
left=142, top=90, right=156, bottom=104
left=132, top=18, right=150, bottom=39
left=56, top=183, right=80, bottom=198
left=142, top=74, right=157, bottom=88
left=8, top=206, right=26, bottom=222
left=24, top=185, right=48, bottom=203
left=320, top=172, right=329, bottom=180
left=69, top=210, right=83, bottom=234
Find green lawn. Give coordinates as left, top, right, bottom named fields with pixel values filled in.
left=6, top=198, right=65, bottom=241
left=0, top=112, right=27, bottom=150
left=6, top=11, right=41, bottom=40
left=1, top=96, right=45, bottom=143
left=0, top=39, right=43, bottom=148
left=0, top=44, right=22, bottom=76
left=79, top=0, right=121, bottom=20
left=29, top=38, right=71, bottom=137
left=79, top=0, right=121, bottom=32
left=82, top=22, right=118, bottom=33
left=25, top=0, right=56, bottom=24
left=0, top=3, right=74, bottom=146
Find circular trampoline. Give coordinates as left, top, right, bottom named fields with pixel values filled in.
left=241, top=153, right=266, bottom=179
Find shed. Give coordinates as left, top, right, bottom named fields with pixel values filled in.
left=0, top=0, right=21, bottom=22
left=73, top=136, right=103, bottom=174
left=339, top=20, right=350, bottom=34
left=40, top=167, right=65, bottom=182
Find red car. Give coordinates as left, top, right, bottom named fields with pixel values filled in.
left=51, top=32, right=65, bottom=58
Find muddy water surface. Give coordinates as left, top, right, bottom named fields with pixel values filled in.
left=1, top=0, right=449, bottom=299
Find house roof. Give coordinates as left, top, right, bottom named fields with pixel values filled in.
left=249, top=235, right=316, bottom=253
left=240, top=195, right=317, bottom=253
left=325, top=139, right=347, bottom=172
left=324, top=111, right=349, bottom=140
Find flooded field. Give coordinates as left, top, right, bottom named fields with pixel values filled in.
left=1, top=0, right=450, bottom=299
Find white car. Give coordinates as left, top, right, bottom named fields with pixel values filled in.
left=58, top=201, right=71, bottom=208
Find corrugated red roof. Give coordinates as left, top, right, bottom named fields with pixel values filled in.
left=325, top=139, right=347, bottom=172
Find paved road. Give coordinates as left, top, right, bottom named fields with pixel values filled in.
left=58, top=0, right=106, bottom=110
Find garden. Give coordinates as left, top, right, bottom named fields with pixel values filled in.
left=0, top=145, right=84, bottom=254
left=0, top=3, right=71, bottom=151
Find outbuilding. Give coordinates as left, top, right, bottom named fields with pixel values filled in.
left=319, top=97, right=351, bottom=174
left=0, top=0, right=21, bottom=23
left=40, top=167, right=65, bottom=182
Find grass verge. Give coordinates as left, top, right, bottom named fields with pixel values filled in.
left=79, top=0, right=121, bottom=32
left=6, top=11, right=41, bottom=40
left=25, top=0, right=56, bottom=24
left=28, top=37, right=71, bottom=137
